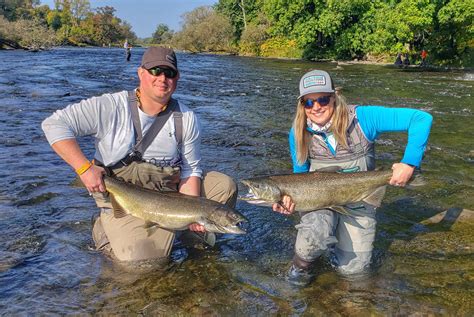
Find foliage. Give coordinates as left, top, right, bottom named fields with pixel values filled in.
left=1, top=0, right=471, bottom=66
left=434, top=0, right=474, bottom=65
left=151, top=23, right=173, bottom=44
left=239, top=21, right=268, bottom=55
left=259, top=36, right=302, bottom=58
left=215, top=0, right=262, bottom=40
left=0, top=14, right=57, bottom=49
left=212, top=0, right=473, bottom=65
left=0, top=0, right=137, bottom=48
left=171, top=6, right=235, bottom=53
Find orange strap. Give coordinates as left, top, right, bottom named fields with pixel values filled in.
left=75, top=159, right=94, bottom=175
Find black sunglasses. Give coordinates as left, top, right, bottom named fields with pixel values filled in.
left=302, top=95, right=332, bottom=109
left=146, top=66, right=178, bottom=79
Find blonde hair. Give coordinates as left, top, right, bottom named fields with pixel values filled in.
left=293, top=88, right=350, bottom=165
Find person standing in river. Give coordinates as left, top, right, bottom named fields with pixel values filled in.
left=42, top=47, right=237, bottom=263
left=273, top=70, right=432, bottom=286
left=124, top=39, right=131, bottom=61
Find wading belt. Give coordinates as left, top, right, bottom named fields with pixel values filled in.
left=100, top=90, right=183, bottom=171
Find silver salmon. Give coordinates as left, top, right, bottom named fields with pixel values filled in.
left=241, top=170, right=423, bottom=214
left=103, top=176, right=247, bottom=234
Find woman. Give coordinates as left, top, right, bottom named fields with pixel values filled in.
left=273, top=70, right=432, bottom=286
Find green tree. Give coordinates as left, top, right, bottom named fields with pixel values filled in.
left=172, top=6, right=234, bottom=52
left=435, top=0, right=474, bottom=65
left=215, top=0, right=261, bottom=39
left=152, top=23, right=173, bottom=44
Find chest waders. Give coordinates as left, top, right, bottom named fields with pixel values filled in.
left=91, top=91, right=185, bottom=262
left=290, top=105, right=380, bottom=283
left=308, top=105, right=375, bottom=173
left=93, top=90, right=184, bottom=209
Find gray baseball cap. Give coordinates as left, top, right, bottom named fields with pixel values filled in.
left=298, top=70, right=335, bottom=99
left=141, top=47, right=178, bottom=72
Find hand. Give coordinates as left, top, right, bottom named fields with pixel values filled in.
left=272, top=195, right=295, bottom=215
left=80, top=165, right=106, bottom=193
left=189, top=223, right=206, bottom=232
left=390, top=162, right=415, bottom=187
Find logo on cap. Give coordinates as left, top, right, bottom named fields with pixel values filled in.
left=303, top=75, right=326, bottom=88
left=166, top=54, right=176, bottom=65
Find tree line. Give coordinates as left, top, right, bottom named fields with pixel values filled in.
left=0, top=0, right=137, bottom=50
left=1, top=0, right=472, bottom=66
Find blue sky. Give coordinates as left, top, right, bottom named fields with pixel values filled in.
left=40, top=0, right=217, bottom=38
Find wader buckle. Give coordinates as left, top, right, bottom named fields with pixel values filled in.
left=119, top=151, right=143, bottom=166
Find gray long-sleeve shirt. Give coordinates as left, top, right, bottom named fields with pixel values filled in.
left=42, top=90, right=202, bottom=179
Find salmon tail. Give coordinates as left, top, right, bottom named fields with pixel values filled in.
left=110, top=195, right=127, bottom=218
left=363, top=185, right=387, bottom=207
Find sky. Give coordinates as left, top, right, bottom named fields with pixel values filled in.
left=41, top=0, right=218, bottom=38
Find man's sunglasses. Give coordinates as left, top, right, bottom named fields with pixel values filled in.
left=302, top=95, right=332, bottom=109
left=146, top=66, right=178, bottom=79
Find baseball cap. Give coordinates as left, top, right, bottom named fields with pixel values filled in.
left=141, top=47, right=178, bottom=72
left=298, top=70, right=335, bottom=99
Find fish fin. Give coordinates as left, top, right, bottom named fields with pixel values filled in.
left=363, top=185, right=386, bottom=207
left=328, top=206, right=353, bottom=216
left=145, top=225, right=159, bottom=237
left=143, top=221, right=156, bottom=229
left=110, top=195, right=127, bottom=218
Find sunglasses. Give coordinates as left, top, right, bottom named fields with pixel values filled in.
left=146, top=66, right=178, bottom=79
left=302, top=95, right=332, bottom=109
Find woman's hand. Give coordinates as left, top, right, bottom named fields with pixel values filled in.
left=390, top=162, right=415, bottom=187
left=189, top=223, right=206, bottom=232
left=272, top=195, right=296, bottom=215
left=80, top=165, right=106, bottom=193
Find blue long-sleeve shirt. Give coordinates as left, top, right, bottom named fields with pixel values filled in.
left=289, top=106, right=433, bottom=173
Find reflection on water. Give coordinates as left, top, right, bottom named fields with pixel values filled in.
left=0, top=47, right=473, bottom=315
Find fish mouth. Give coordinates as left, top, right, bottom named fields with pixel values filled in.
left=225, top=224, right=246, bottom=234
left=207, top=221, right=247, bottom=234
left=238, top=182, right=264, bottom=203
left=238, top=192, right=271, bottom=206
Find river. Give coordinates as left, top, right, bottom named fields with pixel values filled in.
left=0, top=47, right=473, bottom=315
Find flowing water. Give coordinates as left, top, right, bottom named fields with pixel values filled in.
left=0, top=47, right=473, bottom=315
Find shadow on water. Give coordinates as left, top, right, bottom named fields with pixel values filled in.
left=0, top=47, right=473, bottom=315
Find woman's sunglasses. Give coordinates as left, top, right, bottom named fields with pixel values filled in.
left=302, top=95, right=332, bottom=109
left=146, top=66, right=178, bottom=79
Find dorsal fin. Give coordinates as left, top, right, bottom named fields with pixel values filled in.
left=110, top=195, right=127, bottom=218
left=363, top=186, right=386, bottom=207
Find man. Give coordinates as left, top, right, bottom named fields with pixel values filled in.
left=42, top=47, right=237, bottom=263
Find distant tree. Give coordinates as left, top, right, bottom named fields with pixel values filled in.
left=0, top=0, right=39, bottom=21
left=0, top=14, right=57, bottom=49
left=215, top=0, right=261, bottom=39
left=152, top=23, right=173, bottom=44
left=172, top=6, right=234, bottom=52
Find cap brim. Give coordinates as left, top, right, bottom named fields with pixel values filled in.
left=142, top=61, right=178, bottom=72
left=297, top=88, right=335, bottom=99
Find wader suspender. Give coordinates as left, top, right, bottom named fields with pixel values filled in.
left=116, top=91, right=182, bottom=166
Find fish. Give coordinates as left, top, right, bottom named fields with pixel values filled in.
left=241, top=169, right=424, bottom=215
left=102, top=176, right=247, bottom=234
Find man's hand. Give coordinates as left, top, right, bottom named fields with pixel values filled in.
left=189, top=223, right=206, bottom=232
left=80, top=165, right=106, bottom=193
left=390, top=162, right=415, bottom=187
left=272, top=195, right=296, bottom=215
